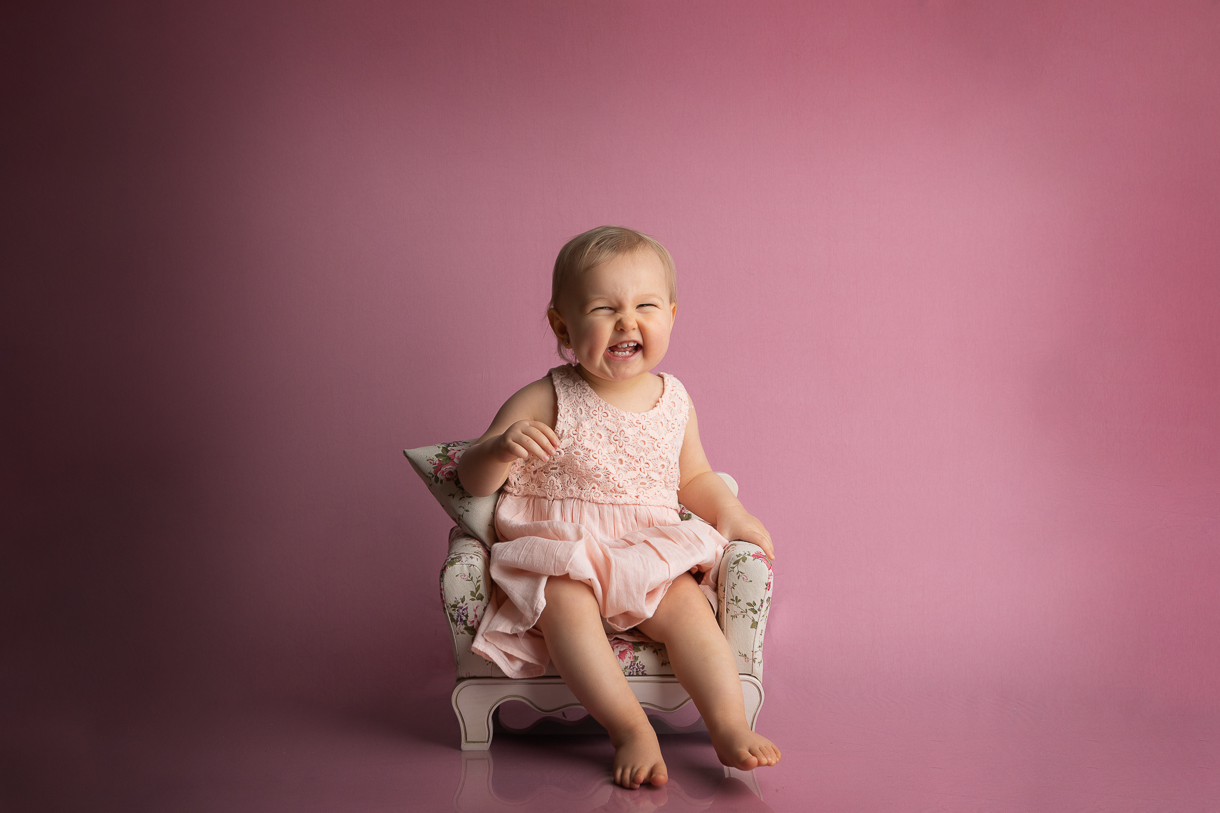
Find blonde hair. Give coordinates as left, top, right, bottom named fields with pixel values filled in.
left=548, top=226, right=677, bottom=362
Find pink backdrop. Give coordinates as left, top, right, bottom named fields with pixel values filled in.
left=5, top=0, right=1218, bottom=791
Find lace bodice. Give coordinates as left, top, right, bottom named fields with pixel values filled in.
left=503, top=365, right=690, bottom=509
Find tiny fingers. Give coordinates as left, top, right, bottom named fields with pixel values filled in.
left=519, top=437, right=551, bottom=462
left=513, top=425, right=561, bottom=462
left=537, top=431, right=559, bottom=456
left=538, top=422, right=561, bottom=448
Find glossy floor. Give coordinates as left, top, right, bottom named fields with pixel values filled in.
left=13, top=688, right=1218, bottom=812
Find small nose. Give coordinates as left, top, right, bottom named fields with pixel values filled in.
left=617, top=311, right=637, bottom=331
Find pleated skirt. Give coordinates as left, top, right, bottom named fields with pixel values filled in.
left=470, top=493, right=727, bottom=679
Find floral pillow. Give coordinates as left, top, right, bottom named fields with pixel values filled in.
left=404, top=440, right=498, bottom=546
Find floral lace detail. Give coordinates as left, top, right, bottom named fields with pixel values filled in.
left=504, top=366, right=689, bottom=509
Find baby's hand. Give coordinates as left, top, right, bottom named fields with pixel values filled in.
left=716, top=507, right=775, bottom=561
left=491, top=420, right=560, bottom=464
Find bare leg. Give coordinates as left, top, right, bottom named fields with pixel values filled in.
left=536, top=576, right=668, bottom=789
left=637, top=573, right=781, bottom=770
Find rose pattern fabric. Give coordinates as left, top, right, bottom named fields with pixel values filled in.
left=405, top=440, right=498, bottom=545
left=439, top=527, right=498, bottom=678
left=419, top=441, right=466, bottom=485
left=610, top=638, right=671, bottom=677
left=717, top=542, right=773, bottom=677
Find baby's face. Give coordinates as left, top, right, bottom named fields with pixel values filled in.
left=550, top=249, right=677, bottom=386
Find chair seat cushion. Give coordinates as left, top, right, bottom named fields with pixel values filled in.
left=483, top=640, right=676, bottom=678
left=609, top=636, right=674, bottom=677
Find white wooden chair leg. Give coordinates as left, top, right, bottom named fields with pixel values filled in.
left=454, top=675, right=764, bottom=750
left=453, top=679, right=588, bottom=751
left=452, top=681, right=499, bottom=750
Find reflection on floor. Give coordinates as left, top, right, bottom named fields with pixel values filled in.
left=8, top=686, right=1219, bottom=811
left=454, top=704, right=769, bottom=812
left=456, top=746, right=768, bottom=813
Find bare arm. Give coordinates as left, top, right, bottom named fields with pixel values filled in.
left=676, top=404, right=775, bottom=560
left=456, top=377, right=560, bottom=498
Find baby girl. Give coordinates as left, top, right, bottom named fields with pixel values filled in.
left=457, top=226, right=780, bottom=788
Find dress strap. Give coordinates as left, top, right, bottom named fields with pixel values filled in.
left=549, top=365, right=580, bottom=437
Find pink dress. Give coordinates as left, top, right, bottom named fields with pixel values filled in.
left=470, top=365, right=729, bottom=679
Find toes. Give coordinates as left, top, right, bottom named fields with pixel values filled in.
left=755, top=744, right=780, bottom=766
left=720, top=738, right=786, bottom=770
left=614, top=763, right=667, bottom=789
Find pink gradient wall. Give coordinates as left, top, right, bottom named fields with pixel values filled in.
left=5, top=0, right=1218, bottom=741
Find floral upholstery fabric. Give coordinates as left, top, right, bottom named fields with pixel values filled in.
left=717, top=542, right=773, bottom=679
left=440, top=525, right=772, bottom=680
left=405, top=440, right=497, bottom=546
left=439, top=527, right=500, bottom=678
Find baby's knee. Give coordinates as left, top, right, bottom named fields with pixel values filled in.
left=543, top=575, right=597, bottom=610
left=666, top=572, right=709, bottom=607
left=644, top=575, right=715, bottom=638
left=538, top=576, right=599, bottom=634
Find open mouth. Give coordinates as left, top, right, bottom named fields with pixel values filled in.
left=607, top=341, right=640, bottom=358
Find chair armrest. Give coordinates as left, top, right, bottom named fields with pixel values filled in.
left=716, top=541, right=773, bottom=679
left=440, top=526, right=500, bottom=678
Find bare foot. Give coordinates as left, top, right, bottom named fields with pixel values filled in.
left=708, top=724, right=781, bottom=770
left=610, top=723, right=668, bottom=789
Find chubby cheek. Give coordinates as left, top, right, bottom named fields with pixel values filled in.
left=576, top=337, right=609, bottom=364
left=644, top=327, right=671, bottom=356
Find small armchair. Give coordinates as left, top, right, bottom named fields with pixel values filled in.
left=407, top=441, right=774, bottom=751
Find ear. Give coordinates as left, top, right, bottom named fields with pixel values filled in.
left=547, top=307, right=569, bottom=346
left=669, top=302, right=677, bottom=324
